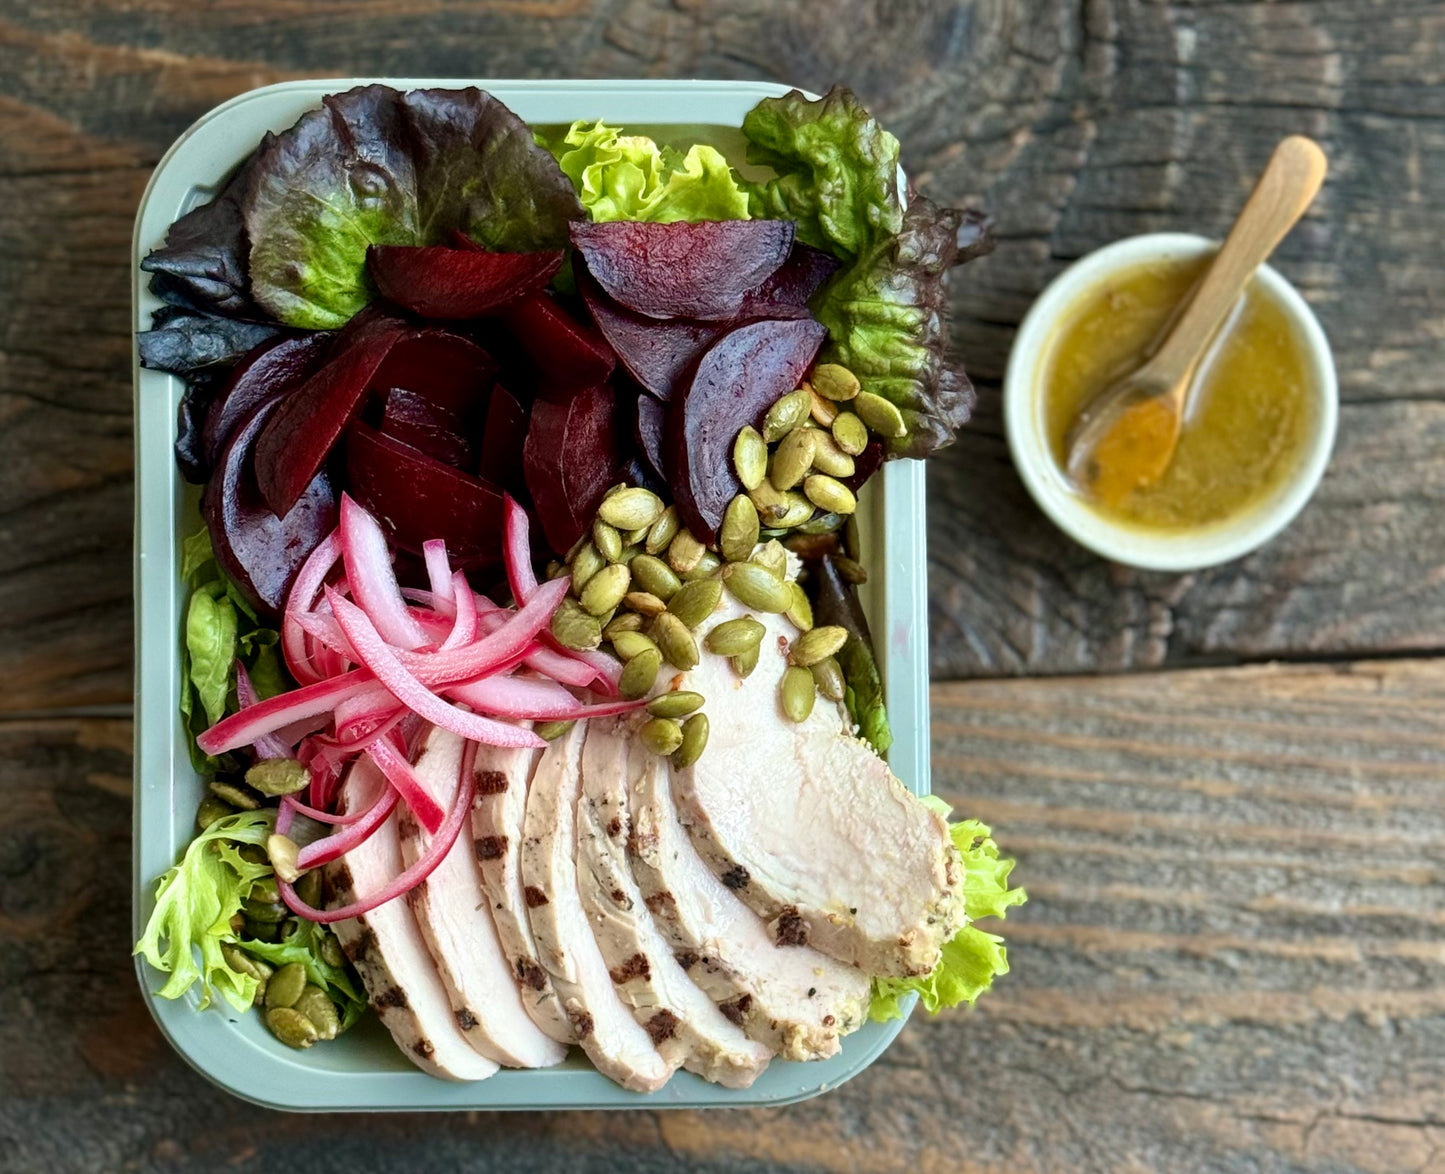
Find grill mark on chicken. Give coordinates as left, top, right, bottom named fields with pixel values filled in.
left=524, top=885, right=549, bottom=908
left=606, top=815, right=623, bottom=839
left=773, top=906, right=809, bottom=947
left=456, top=1007, right=478, bottom=1031
left=517, top=959, right=548, bottom=991
left=342, top=927, right=378, bottom=965
left=608, top=953, right=651, bottom=985
left=569, top=1010, right=595, bottom=1039
left=372, top=985, right=410, bottom=1011
left=646, top=1010, right=680, bottom=1044
left=331, top=862, right=354, bottom=893
left=610, top=888, right=628, bottom=906
left=674, top=950, right=701, bottom=973
left=644, top=892, right=677, bottom=918
left=474, top=835, right=507, bottom=861
left=475, top=769, right=509, bottom=795
left=721, top=865, right=750, bottom=891
left=719, top=995, right=753, bottom=1026
left=412, top=1039, right=435, bottom=1059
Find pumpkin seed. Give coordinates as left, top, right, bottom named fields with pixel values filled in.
left=244, top=919, right=283, bottom=943
left=781, top=666, right=817, bottom=722
left=647, top=691, right=705, bottom=719
left=293, top=985, right=340, bottom=1041
left=812, top=655, right=847, bottom=702
left=834, top=554, right=869, bottom=584
left=753, top=539, right=788, bottom=580
left=604, top=612, right=644, bottom=640
left=631, top=554, right=681, bottom=600
left=768, top=490, right=815, bottom=528
left=790, top=624, right=848, bottom=667
left=639, top=717, right=684, bottom=756
left=551, top=598, right=602, bottom=650
left=785, top=581, right=814, bottom=632
left=598, top=487, right=664, bottom=530
left=809, top=385, right=839, bottom=427
left=811, top=363, right=860, bottom=401
left=731, top=643, right=761, bottom=678
left=733, top=426, right=768, bottom=490
left=667, top=529, right=706, bottom=575
left=265, top=962, right=308, bottom=1009
left=267, top=834, right=303, bottom=883
left=319, top=930, right=346, bottom=969
left=672, top=713, right=709, bottom=769
left=762, top=388, right=812, bottom=443
left=296, top=868, right=324, bottom=909
left=810, top=430, right=856, bottom=478
left=720, top=561, right=792, bottom=612
left=266, top=1006, right=319, bottom=1049
left=651, top=612, right=700, bottom=670
left=565, top=532, right=590, bottom=563
left=546, top=559, right=567, bottom=581
left=245, top=758, right=309, bottom=797
left=592, top=518, right=623, bottom=563
left=843, top=515, right=862, bottom=561
left=704, top=616, right=766, bottom=656
left=624, top=525, right=652, bottom=546
left=610, top=630, right=658, bottom=661
left=719, top=495, right=761, bottom=563
left=619, top=648, right=662, bottom=700
left=619, top=544, right=644, bottom=566
left=580, top=563, right=630, bottom=616
left=222, top=942, right=272, bottom=986
left=804, top=474, right=858, bottom=515
left=771, top=428, right=817, bottom=491
left=668, top=578, right=723, bottom=629
left=196, top=795, right=235, bottom=830
left=831, top=410, right=869, bottom=456
left=645, top=506, right=681, bottom=554
left=570, top=541, right=606, bottom=596
left=795, top=511, right=844, bottom=536
left=247, top=876, right=280, bottom=906
left=534, top=719, right=576, bottom=742
left=623, top=590, right=667, bottom=617
left=209, top=780, right=261, bottom=810
left=855, top=391, right=908, bottom=438
left=682, top=551, right=723, bottom=581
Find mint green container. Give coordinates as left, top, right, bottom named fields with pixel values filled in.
left=132, top=78, right=930, bottom=1110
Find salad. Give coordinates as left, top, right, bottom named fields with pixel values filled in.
left=135, top=83, right=1024, bottom=1089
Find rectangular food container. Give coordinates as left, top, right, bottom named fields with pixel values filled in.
left=132, top=77, right=932, bottom=1111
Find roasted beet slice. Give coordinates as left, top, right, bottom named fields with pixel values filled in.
left=368, top=330, right=494, bottom=420
left=577, top=265, right=724, bottom=401
left=500, top=292, right=615, bottom=400
left=367, top=244, right=563, bottom=319
left=633, top=392, right=667, bottom=483
left=203, top=333, right=332, bottom=470
left=668, top=317, right=827, bottom=541
left=478, top=384, right=529, bottom=498
left=523, top=384, right=625, bottom=554
left=842, top=438, right=885, bottom=495
left=737, top=244, right=840, bottom=316
left=379, top=387, right=475, bottom=470
left=254, top=310, right=411, bottom=516
left=204, top=397, right=337, bottom=618
left=346, top=419, right=505, bottom=565
left=570, top=220, right=795, bottom=320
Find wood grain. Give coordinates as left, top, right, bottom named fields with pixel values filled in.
left=0, top=0, right=1441, bottom=704
left=6, top=659, right=1444, bottom=1172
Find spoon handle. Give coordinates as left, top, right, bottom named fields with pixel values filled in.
left=1145, top=136, right=1327, bottom=391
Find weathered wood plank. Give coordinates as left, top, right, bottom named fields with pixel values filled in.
left=6, top=658, right=1444, bottom=1172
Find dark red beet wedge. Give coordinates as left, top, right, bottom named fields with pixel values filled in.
left=478, top=384, right=529, bottom=498
left=633, top=392, right=667, bottom=483
left=346, top=419, right=505, bottom=565
left=668, top=316, right=827, bottom=541
left=204, top=397, right=337, bottom=618
left=842, top=438, right=885, bottom=494
left=577, top=265, right=723, bottom=401
left=523, top=384, right=625, bottom=554
left=368, top=330, right=495, bottom=420
left=202, top=332, right=332, bottom=469
left=379, top=387, right=476, bottom=470
left=500, top=292, right=615, bottom=401
left=254, top=310, right=411, bottom=517
left=736, top=244, right=841, bottom=316
left=367, top=244, right=564, bottom=319
left=570, top=219, right=795, bottom=320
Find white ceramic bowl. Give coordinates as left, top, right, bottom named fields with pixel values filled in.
left=1004, top=232, right=1337, bottom=571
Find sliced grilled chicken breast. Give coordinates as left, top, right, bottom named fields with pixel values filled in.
left=470, top=738, right=576, bottom=1046
left=326, top=758, right=498, bottom=1081
left=398, top=725, right=568, bottom=1070
left=669, top=602, right=964, bottom=978
left=576, top=721, right=772, bottom=1088
left=521, top=722, right=674, bottom=1093
left=626, top=741, right=870, bottom=1061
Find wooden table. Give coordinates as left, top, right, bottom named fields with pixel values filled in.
left=4, top=2, right=1442, bottom=1171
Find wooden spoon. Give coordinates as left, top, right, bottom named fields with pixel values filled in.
left=1065, top=136, right=1327, bottom=503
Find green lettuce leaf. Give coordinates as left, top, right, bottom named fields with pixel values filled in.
left=742, top=87, right=902, bottom=258
left=245, top=85, right=585, bottom=328
left=134, top=810, right=276, bottom=1013
left=869, top=817, right=1026, bottom=1021
left=186, top=586, right=238, bottom=727
left=552, top=121, right=750, bottom=223
left=241, top=920, right=368, bottom=1031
